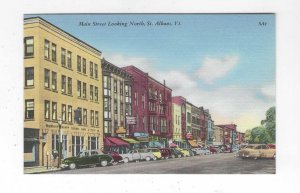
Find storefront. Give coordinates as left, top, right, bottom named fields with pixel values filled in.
left=122, top=137, right=140, bottom=149
left=104, top=137, right=129, bottom=154
left=24, top=128, right=39, bottom=167
left=133, top=132, right=150, bottom=148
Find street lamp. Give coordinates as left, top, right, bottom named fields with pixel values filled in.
left=57, top=117, right=63, bottom=168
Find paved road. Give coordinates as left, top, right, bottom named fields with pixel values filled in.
left=50, top=153, right=275, bottom=174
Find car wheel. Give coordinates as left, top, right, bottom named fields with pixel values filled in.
left=69, top=163, right=76, bottom=170
left=165, top=156, right=169, bottom=160
left=145, top=156, right=151, bottom=161
left=123, top=157, right=129, bottom=163
left=178, top=154, right=182, bottom=158
left=100, top=160, right=108, bottom=167
left=171, top=155, right=175, bottom=159
left=153, top=156, right=157, bottom=161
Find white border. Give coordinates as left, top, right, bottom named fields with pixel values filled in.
left=1, top=1, right=300, bottom=193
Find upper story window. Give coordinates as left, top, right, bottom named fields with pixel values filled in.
left=61, top=75, right=66, bottom=94
left=67, top=77, right=72, bottom=95
left=113, top=80, right=117, bottom=93
left=44, top=69, right=50, bottom=88
left=77, top=55, right=81, bottom=72
left=95, top=86, right=98, bottom=102
left=94, top=63, right=98, bottom=79
left=77, top=80, right=81, bottom=97
left=44, top=40, right=50, bottom=59
left=25, top=99, right=34, bottom=119
left=82, top=58, right=86, bottom=74
left=61, top=48, right=66, bottom=66
left=51, top=71, right=57, bottom=91
left=51, top=43, right=57, bottom=62
left=90, top=85, right=94, bottom=100
left=82, top=82, right=87, bottom=99
left=120, top=81, right=123, bottom=95
left=25, top=67, right=34, bottom=87
left=44, top=100, right=50, bottom=120
left=24, top=37, right=34, bottom=57
left=90, top=61, right=94, bottom=77
left=67, top=51, right=72, bottom=68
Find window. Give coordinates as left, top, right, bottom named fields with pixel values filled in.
left=77, top=55, right=81, bottom=72
left=134, top=92, right=137, bottom=106
left=95, top=111, right=99, bottom=126
left=25, top=99, right=34, bottom=119
left=83, top=109, right=87, bottom=125
left=44, top=100, right=50, bottom=120
left=44, top=40, right=50, bottom=59
left=114, top=102, right=118, bottom=114
left=113, top=80, right=117, bottom=93
left=68, top=105, right=72, bottom=123
left=91, top=110, right=94, bottom=126
left=52, top=102, right=57, bottom=120
left=82, top=82, right=86, bottom=99
left=90, top=61, right=93, bottom=77
left=61, top=48, right=66, bottom=66
left=90, top=85, right=94, bottom=100
left=44, top=69, right=50, bottom=88
left=88, top=137, right=98, bottom=150
left=51, top=43, right=56, bottom=62
left=82, top=58, right=86, bottom=74
left=104, top=98, right=111, bottom=119
left=103, top=76, right=111, bottom=96
left=51, top=71, right=57, bottom=90
left=67, top=51, right=72, bottom=68
left=76, top=108, right=82, bottom=125
left=120, top=103, right=124, bottom=115
left=72, top=136, right=84, bottom=157
left=77, top=80, right=81, bottom=97
left=67, top=77, right=72, bottom=95
left=25, top=67, right=34, bottom=87
left=94, top=63, right=98, bottom=79
left=120, top=81, right=123, bottom=95
left=95, top=87, right=98, bottom=101
left=61, top=75, right=66, bottom=94
left=62, top=104, right=66, bottom=122
left=24, top=37, right=34, bottom=57
left=104, top=121, right=111, bottom=133
left=142, top=94, right=145, bottom=110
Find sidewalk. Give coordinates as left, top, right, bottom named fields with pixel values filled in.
left=24, top=166, right=61, bottom=174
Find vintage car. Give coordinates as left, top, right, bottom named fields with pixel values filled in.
left=61, top=150, right=114, bottom=170
left=159, top=148, right=172, bottom=159
left=175, top=148, right=190, bottom=157
left=145, top=148, right=162, bottom=159
left=192, top=147, right=209, bottom=155
left=183, top=148, right=195, bottom=156
left=170, top=148, right=184, bottom=158
left=238, top=144, right=276, bottom=159
left=120, top=149, right=156, bottom=163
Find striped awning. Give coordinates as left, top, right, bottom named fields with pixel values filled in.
left=122, top=138, right=140, bottom=144
left=188, top=140, right=198, bottom=148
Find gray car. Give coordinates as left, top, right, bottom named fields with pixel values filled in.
left=120, top=149, right=156, bottom=163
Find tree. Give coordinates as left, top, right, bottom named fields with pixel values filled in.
left=244, top=129, right=252, bottom=143
left=250, top=126, right=272, bottom=144
left=261, top=106, right=276, bottom=143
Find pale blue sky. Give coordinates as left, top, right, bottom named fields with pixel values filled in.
left=25, top=14, right=275, bottom=131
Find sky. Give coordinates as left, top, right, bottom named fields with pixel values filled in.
left=25, top=14, right=275, bottom=132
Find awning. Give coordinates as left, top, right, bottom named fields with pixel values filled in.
left=169, top=143, right=178, bottom=147
left=188, top=140, right=198, bottom=148
left=149, top=141, right=163, bottom=148
left=106, top=137, right=129, bottom=147
left=115, top=126, right=126, bottom=134
left=104, top=138, right=116, bottom=147
left=122, top=138, right=140, bottom=144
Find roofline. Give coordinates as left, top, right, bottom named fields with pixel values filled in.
left=24, top=17, right=102, bottom=56
left=102, top=59, right=132, bottom=79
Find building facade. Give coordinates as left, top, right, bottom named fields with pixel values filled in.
left=213, top=125, right=224, bottom=146
left=217, top=124, right=237, bottom=149
left=24, top=17, right=103, bottom=167
left=122, top=66, right=173, bottom=147
left=205, top=109, right=214, bottom=145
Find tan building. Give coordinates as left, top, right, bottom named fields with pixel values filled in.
left=24, top=17, right=103, bottom=167
left=213, top=125, right=224, bottom=146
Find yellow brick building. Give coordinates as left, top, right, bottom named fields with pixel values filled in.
left=24, top=17, right=103, bottom=167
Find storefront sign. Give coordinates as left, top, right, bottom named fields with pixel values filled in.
left=126, top=116, right=137, bottom=125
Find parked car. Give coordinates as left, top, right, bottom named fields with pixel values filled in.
left=238, top=144, right=276, bottom=159
left=145, top=148, right=162, bottom=159
left=170, top=148, right=184, bottom=158
left=175, top=148, right=190, bottom=157
left=192, top=147, right=209, bottom=155
left=61, top=150, right=113, bottom=170
left=159, top=148, right=172, bottom=159
left=231, top=146, right=239, bottom=152
left=209, top=146, right=219, bottom=154
left=120, top=149, right=156, bottom=163
left=183, top=148, right=195, bottom=156
left=267, top=144, right=276, bottom=149
left=106, top=151, right=123, bottom=165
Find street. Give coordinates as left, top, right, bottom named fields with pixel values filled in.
left=49, top=153, right=275, bottom=174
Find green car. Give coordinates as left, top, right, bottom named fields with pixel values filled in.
left=61, top=150, right=114, bottom=170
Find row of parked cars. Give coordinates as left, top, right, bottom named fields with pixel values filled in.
left=61, top=147, right=212, bottom=170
